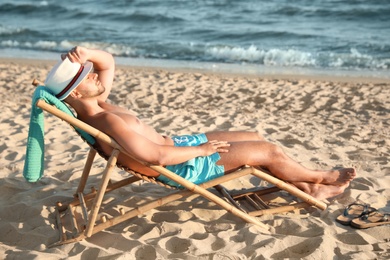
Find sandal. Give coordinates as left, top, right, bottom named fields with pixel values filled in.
left=336, top=203, right=376, bottom=226
left=351, top=210, right=390, bottom=229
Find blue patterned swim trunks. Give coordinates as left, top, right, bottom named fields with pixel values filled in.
left=156, top=133, right=225, bottom=188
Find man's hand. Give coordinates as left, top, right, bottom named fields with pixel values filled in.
left=200, top=140, right=230, bottom=156
left=61, top=46, right=90, bottom=64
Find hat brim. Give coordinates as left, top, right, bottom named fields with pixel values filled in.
left=57, top=61, right=94, bottom=100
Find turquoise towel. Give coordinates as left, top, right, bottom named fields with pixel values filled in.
left=23, top=86, right=95, bottom=182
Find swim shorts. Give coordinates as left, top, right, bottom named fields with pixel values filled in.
left=156, top=133, right=225, bottom=188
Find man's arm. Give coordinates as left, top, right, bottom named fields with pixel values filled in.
left=62, top=46, right=115, bottom=102
left=100, top=113, right=229, bottom=166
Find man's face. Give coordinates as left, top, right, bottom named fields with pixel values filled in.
left=76, top=73, right=105, bottom=98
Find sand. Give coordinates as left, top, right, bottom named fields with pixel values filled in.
left=0, top=58, right=389, bottom=259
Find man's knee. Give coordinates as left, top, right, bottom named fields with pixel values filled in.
left=267, top=143, right=285, bottom=160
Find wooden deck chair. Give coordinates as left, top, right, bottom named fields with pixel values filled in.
left=30, top=79, right=327, bottom=247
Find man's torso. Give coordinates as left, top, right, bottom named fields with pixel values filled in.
left=79, top=102, right=173, bottom=176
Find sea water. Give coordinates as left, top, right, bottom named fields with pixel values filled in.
left=0, top=0, right=389, bottom=78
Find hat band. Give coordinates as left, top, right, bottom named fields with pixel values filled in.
left=55, top=65, right=85, bottom=98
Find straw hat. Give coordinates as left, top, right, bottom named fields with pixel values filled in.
left=44, top=57, right=93, bottom=100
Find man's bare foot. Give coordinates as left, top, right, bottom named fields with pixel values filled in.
left=292, top=181, right=350, bottom=200
left=321, top=168, right=356, bottom=186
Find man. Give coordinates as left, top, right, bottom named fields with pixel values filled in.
left=44, top=46, right=356, bottom=200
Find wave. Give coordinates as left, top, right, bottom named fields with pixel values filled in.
left=0, top=40, right=137, bottom=57
left=0, top=1, right=64, bottom=15
left=1, top=39, right=388, bottom=70
left=206, top=45, right=389, bottom=69
left=271, top=3, right=390, bottom=20
left=0, top=25, right=47, bottom=41
left=0, top=1, right=185, bottom=24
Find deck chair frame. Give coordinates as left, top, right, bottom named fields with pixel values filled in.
left=34, top=89, right=327, bottom=247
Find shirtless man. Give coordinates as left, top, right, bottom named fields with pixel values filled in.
left=44, top=46, right=356, bottom=200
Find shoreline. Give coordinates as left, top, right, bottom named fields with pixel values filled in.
left=1, top=56, right=390, bottom=85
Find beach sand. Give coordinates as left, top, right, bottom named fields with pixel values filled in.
left=0, top=58, right=389, bottom=259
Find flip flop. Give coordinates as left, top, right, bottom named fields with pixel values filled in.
left=336, top=203, right=376, bottom=226
left=351, top=210, right=390, bottom=229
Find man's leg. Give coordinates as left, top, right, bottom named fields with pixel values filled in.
left=208, top=137, right=355, bottom=186
left=291, top=181, right=350, bottom=200
left=206, top=131, right=265, bottom=142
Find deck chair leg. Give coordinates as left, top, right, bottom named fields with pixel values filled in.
left=88, top=189, right=194, bottom=236
left=76, top=148, right=97, bottom=195
left=78, top=167, right=259, bottom=237
left=85, top=149, right=120, bottom=238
